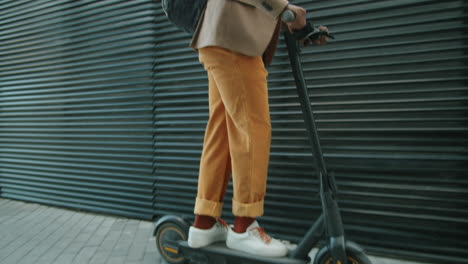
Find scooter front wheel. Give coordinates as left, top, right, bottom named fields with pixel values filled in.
left=155, top=222, right=188, bottom=264
left=314, top=241, right=372, bottom=264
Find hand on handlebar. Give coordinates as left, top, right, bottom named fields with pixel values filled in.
left=283, top=6, right=331, bottom=46
left=304, top=25, right=329, bottom=46
left=284, top=4, right=306, bottom=32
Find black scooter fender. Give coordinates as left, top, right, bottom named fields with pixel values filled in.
left=153, top=215, right=190, bottom=237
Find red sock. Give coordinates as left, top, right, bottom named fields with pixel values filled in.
left=193, top=215, right=216, bottom=229
left=233, top=216, right=255, bottom=233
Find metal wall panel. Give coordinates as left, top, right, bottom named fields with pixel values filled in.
left=153, top=0, right=467, bottom=263
left=0, top=0, right=157, bottom=219
left=1, top=0, right=467, bottom=263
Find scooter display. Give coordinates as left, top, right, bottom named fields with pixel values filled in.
left=153, top=14, right=372, bottom=264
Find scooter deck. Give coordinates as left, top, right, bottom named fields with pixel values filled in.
left=178, top=241, right=307, bottom=264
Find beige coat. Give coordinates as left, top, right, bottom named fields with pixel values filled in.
left=191, top=0, right=288, bottom=60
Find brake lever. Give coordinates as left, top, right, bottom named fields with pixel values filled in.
left=292, top=22, right=335, bottom=42
left=282, top=10, right=334, bottom=42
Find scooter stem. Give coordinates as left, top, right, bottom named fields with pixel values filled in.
left=284, top=30, right=347, bottom=264
left=283, top=31, right=328, bottom=177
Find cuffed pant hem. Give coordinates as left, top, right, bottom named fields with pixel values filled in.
left=194, top=198, right=223, bottom=218
left=232, top=199, right=264, bottom=217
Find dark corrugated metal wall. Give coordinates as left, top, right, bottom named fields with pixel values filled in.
left=1, top=0, right=467, bottom=263
left=154, top=0, right=468, bottom=263
left=0, top=0, right=157, bottom=219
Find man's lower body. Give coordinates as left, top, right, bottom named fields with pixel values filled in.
left=187, top=46, right=287, bottom=257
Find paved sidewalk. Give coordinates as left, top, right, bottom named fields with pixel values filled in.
left=0, top=198, right=429, bottom=264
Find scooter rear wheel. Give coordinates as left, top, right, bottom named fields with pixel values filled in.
left=155, top=222, right=188, bottom=264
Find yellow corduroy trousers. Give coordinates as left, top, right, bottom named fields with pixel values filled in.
left=194, top=46, right=272, bottom=218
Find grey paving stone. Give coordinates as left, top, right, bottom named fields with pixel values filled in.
left=126, top=221, right=154, bottom=262
left=35, top=212, right=86, bottom=263
left=108, top=220, right=138, bottom=258
left=0, top=200, right=23, bottom=223
left=85, top=234, right=106, bottom=247
left=101, top=217, right=117, bottom=228
left=89, top=251, right=112, bottom=264
left=38, top=236, right=77, bottom=263
left=369, top=256, right=429, bottom=264
left=146, top=236, right=158, bottom=253
left=0, top=203, right=44, bottom=248
left=88, top=228, right=124, bottom=264
left=109, top=218, right=127, bottom=231
left=106, top=255, right=127, bottom=264
left=99, top=230, right=123, bottom=251
left=15, top=244, right=51, bottom=264
left=0, top=198, right=432, bottom=264
left=47, top=213, right=96, bottom=263
left=74, top=232, right=94, bottom=243
left=0, top=198, right=9, bottom=205
left=126, top=242, right=147, bottom=262
left=15, top=225, right=75, bottom=264
left=72, top=246, right=99, bottom=264
left=51, top=253, right=77, bottom=264
left=85, top=218, right=114, bottom=247
left=81, top=215, right=105, bottom=234
left=35, top=259, right=63, bottom=264
left=134, top=221, right=154, bottom=244
left=93, top=218, right=114, bottom=233
left=62, top=241, right=86, bottom=255
left=1, top=206, right=63, bottom=264
left=143, top=250, right=162, bottom=264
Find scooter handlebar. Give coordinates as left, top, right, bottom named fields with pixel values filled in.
left=281, top=9, right=335, bottom=41
left=281, top=9, right=296, bottom=23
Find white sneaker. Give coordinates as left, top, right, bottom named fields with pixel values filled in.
left=226, top=221, right=288, bottom=257
left=187, top=219, right=229, bottom=248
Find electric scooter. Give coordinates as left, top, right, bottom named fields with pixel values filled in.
left=153, top=11, right=373, bottom=264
